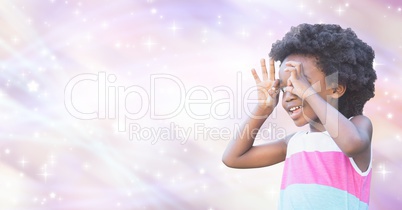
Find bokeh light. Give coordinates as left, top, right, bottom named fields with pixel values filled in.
left=1, top=0, right=401, bottom=209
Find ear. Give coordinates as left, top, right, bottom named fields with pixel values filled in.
left=331, top=84, right=346, bottom=99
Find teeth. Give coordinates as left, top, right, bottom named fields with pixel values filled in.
left=289, top=106, right=301, bottom=112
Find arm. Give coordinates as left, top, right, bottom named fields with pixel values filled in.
left=222, top=107, right=291, bottom=168
left=303, top=92, right=372, bottom=171
left=304, top=92, right=372, bottom=157
left=222, top=59, right=288, bottom=168
left=284, top=61, right=372, bottom=158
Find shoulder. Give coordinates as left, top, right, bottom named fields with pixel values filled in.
left=350, top=115, right=373, bottom=137
left=283, top=131, right=305, bottom=144
left=274, top=131, right=308, bottom=156
left=349, top=115, right=372, bottom=123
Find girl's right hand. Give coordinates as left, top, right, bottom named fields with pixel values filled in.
left=251, top=58, right=280, bottom=111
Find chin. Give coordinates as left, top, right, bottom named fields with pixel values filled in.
left=293, top=119, right=309, bottom=127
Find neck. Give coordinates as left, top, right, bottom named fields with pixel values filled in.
left=309, top=121, right=326, bottom=132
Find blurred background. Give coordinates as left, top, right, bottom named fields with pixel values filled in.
left=1, top=0, right=401, bottom=209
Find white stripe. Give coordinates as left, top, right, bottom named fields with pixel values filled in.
left=349, top=147, right=372, bottom=176
left=286, top=131, right=342, bottom=158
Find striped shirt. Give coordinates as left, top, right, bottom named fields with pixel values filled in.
left=279, top=131, right=372, bottom=210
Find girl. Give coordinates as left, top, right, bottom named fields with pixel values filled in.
left=223, top=24, right=377, bottom=209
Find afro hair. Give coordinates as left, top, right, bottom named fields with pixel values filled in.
left=269, top=23, right=377, bottom=118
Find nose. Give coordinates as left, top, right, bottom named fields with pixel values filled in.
left=283, top=90, right=298, bottom=102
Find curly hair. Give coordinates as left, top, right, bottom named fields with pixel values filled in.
left=269, top=23, right=377, bottom=118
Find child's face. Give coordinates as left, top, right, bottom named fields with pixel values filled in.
left=278, top=54, right=336, bottom=128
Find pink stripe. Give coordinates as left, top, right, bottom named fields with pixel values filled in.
left=281, top=151, right=371, bottom=203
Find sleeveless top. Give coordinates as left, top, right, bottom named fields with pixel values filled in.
left=279, top=131, right=372, bottom=210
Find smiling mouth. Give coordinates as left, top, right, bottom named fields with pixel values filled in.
left=288, top=105, right=303, bottom=120
left=289, top=105, right=302, bottom=114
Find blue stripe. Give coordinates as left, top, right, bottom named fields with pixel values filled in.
left=279, top=184, right=368, bottom=210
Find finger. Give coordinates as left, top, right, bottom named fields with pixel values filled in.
left=268, top=79, right=281, bottom=95
left=269, top=58, right=275, bottom=81
left=284, top=67, right=298, bottom=79
left=273, top=79, right=280, bottom=89
left=287, top=78, right=293, bottom=87
left=251, top=69, right=261, bottom=84
left=286, top=61, right=303, bottom=76
left=275, top=79, right=282, bottom=96
left=284, top=86, right=293, bottom=94
left=260, top=59, right=268, bottom=81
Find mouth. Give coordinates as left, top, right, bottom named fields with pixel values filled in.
left=288, top=105, right=303, bottom=119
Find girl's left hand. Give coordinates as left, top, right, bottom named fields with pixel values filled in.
left=283, top=61, right=319, bottom=99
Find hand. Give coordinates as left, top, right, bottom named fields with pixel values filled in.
left=284, top=61, right=319, bottom=99
left=251, top=58, right=280, bottom=110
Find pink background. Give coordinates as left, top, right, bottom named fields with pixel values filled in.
left=1, top=0, right=401, bottom=209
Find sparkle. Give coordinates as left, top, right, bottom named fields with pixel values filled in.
left=199, top=168, right=205, bottom=174
left=49, top=192, right=56, bottom=199
left=336, top=7, right=344, bottom=15
left=19, top=157, right=28, bottom=167
left=83, top=162, right=90, bottom=170
left=27, top=80, right=39, bottom=92
left=48, top=154, right=56, bottom=165
left=101, top=21, right=109, bottom=29
left=34, top=132, right=40, bottom=138
left=115, top=41, right=121, bottom=48
left=0, top=2, right=399, bottom=209
left=376, top=164, right=391, bottom=180
left=267, top=31, right=273, bottom=36
left=12, top=37, right=19, bottom=44
left=240, top=28, right=250, bottom=38
left=169, top=22, right=181, bottom=34
left=373, top=59, right=383, bottom=68
left=39, top=165, right=52, bottom=182
left=143, top=37, right=157, bottom=51
left=201, top=183, right=208, bottom=191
